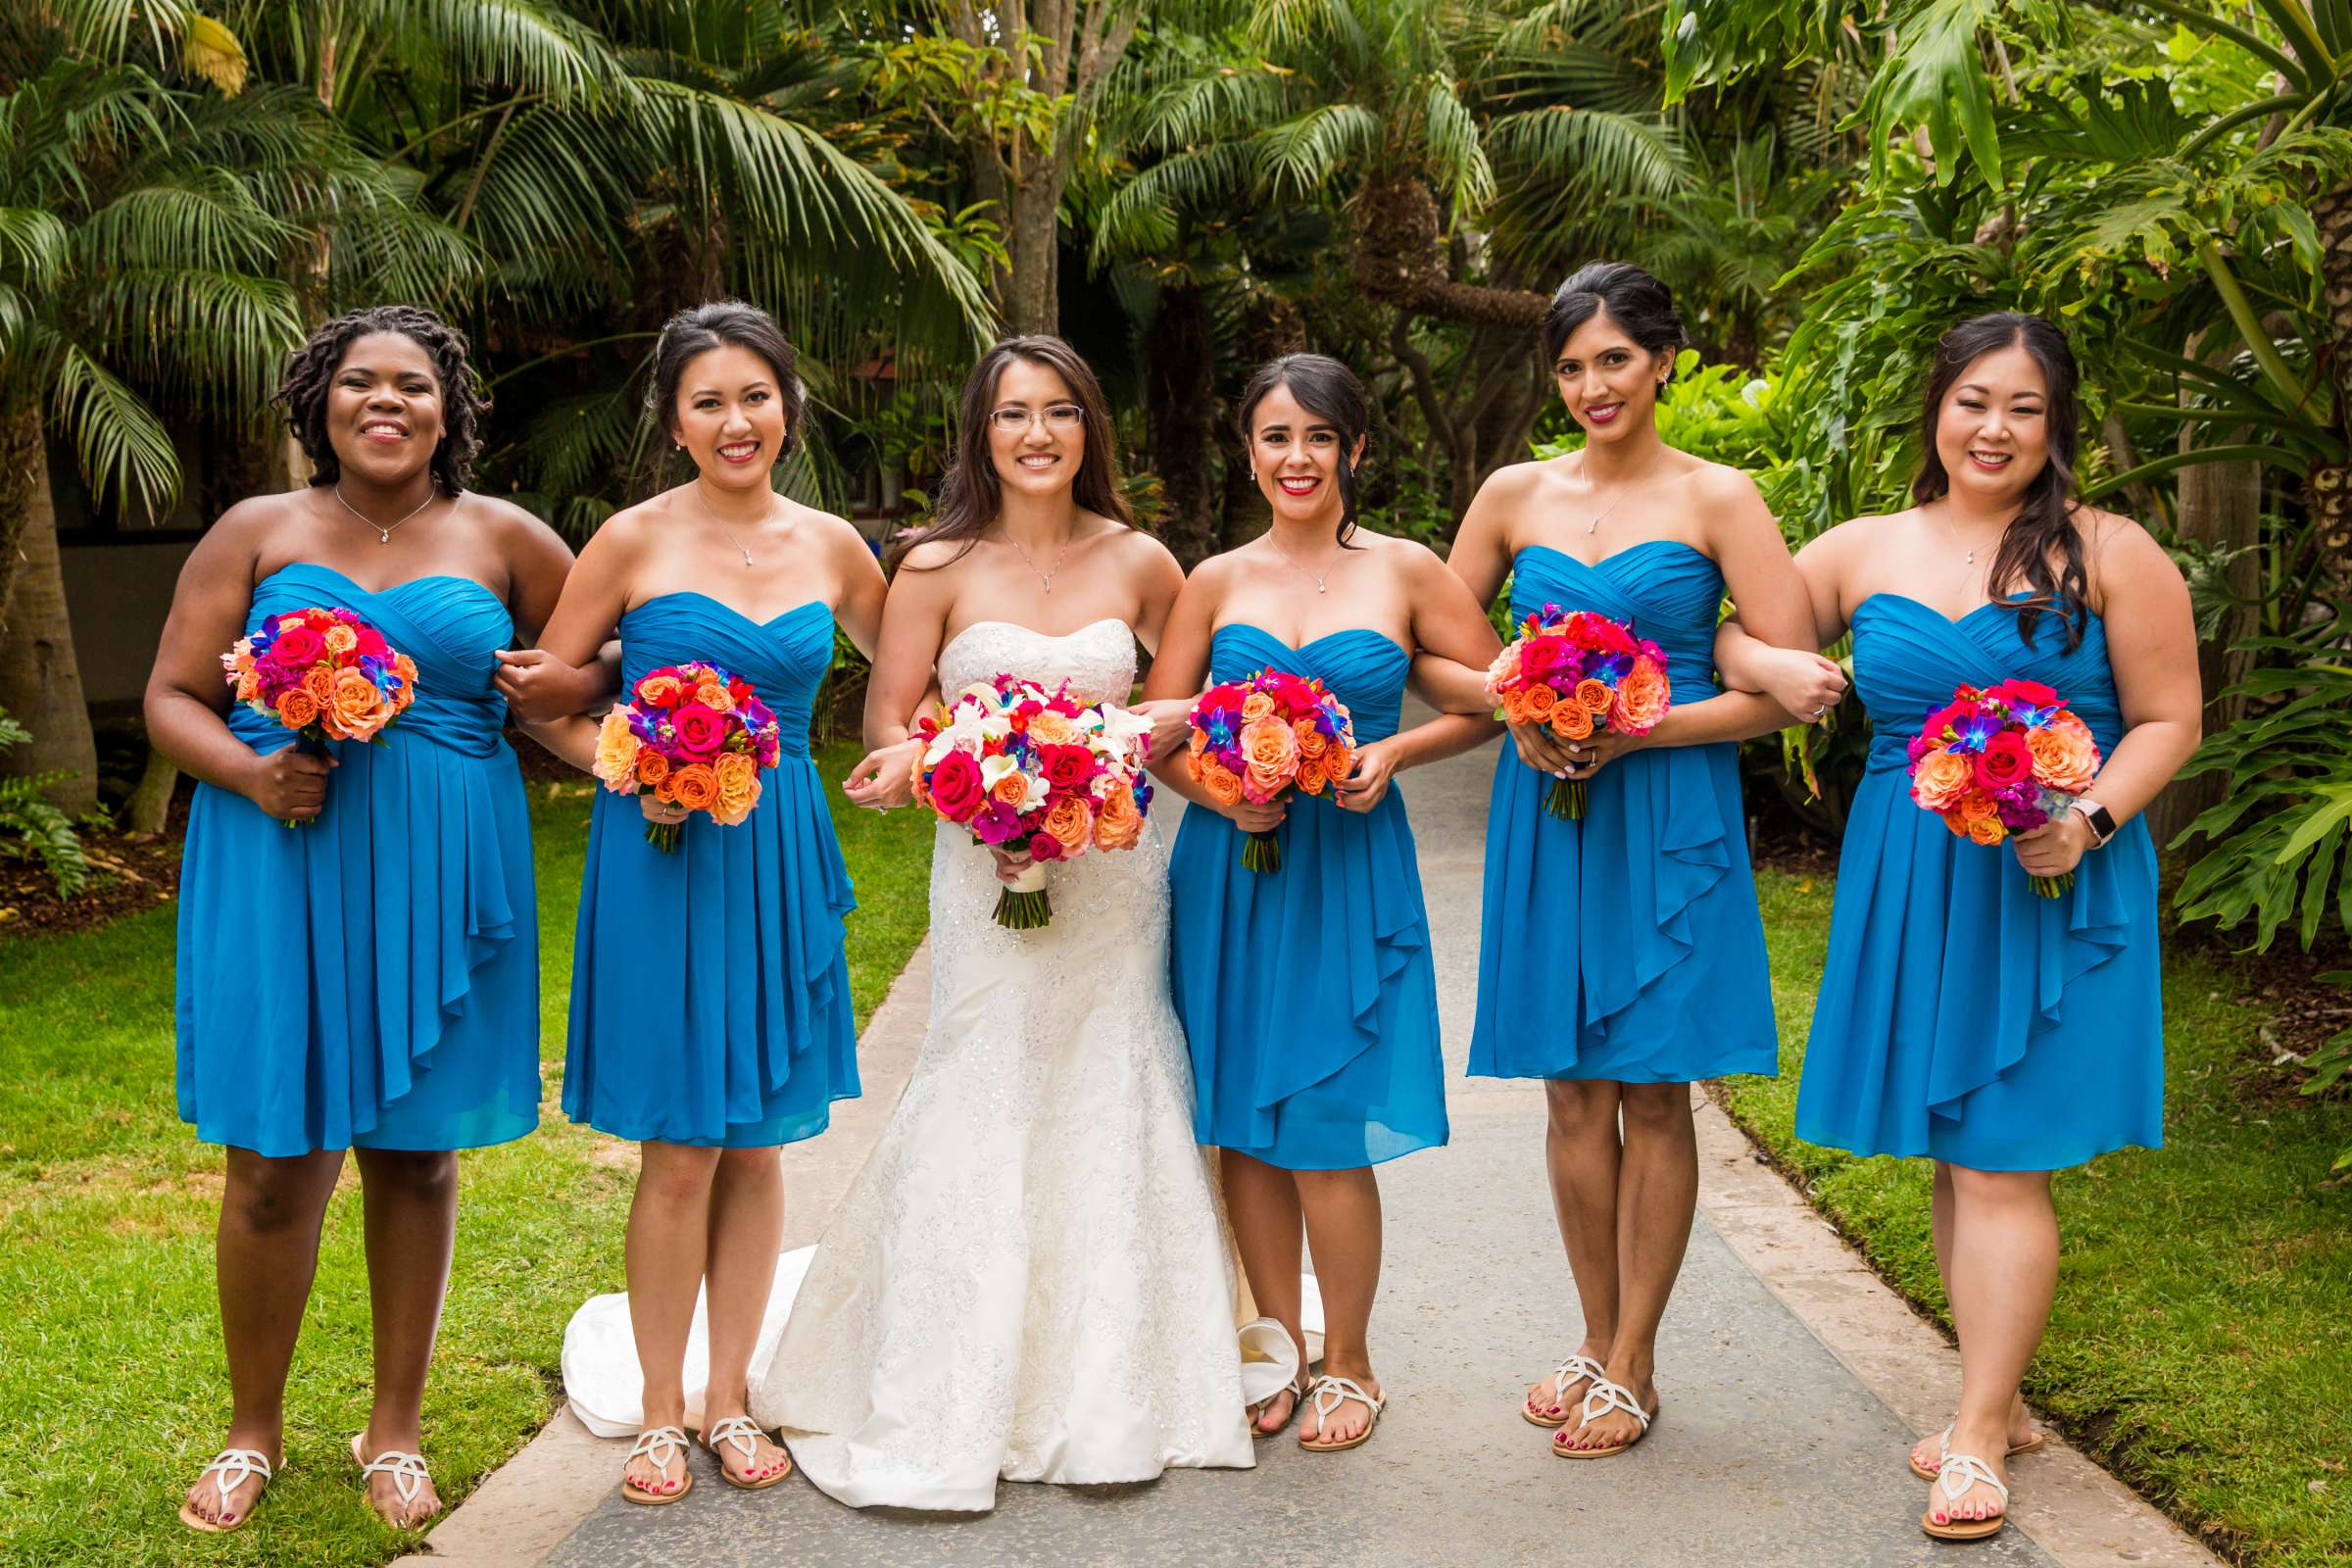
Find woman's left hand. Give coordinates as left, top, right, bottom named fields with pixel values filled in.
left=2012, top=811, right=2094, bottom=878
left=1333, top=740, right=1399, bottom=811
left=1561, top=727, right=1648, bottom=781
left=1129, top=696, right=1195, bottom=767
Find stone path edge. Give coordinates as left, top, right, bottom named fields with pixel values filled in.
left=1690, top=1090, right=2221, bottom=1568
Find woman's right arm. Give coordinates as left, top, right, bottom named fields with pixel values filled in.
left=842, top=544, right=955, bottom=810
left=1713, top=527, right=1850, bottom=723
left=143, top=501, right=336, bottom=821
left=519, top=513, right=641, bottom=771
left=1140, top=562, right=1285, bottom=833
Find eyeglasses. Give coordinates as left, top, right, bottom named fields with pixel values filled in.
left=990, top=404, right=1085, bottom=432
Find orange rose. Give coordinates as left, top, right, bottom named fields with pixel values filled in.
left=1575, top=677, right=1613, bottom=713
left=1967, top=813, right=2006, bottom=847
left=235, top=670, right=261, bottom=703
left=593, top=710, right=642, bottom=790
left=654, top=771, right=680, bottom=805
left=1188, top=728, right=1207, bottom=758
left=670, top=762, right=719, bottom=813
left=1199, top=755, right=1246, bottom=808
left=694, top=682, right=734, bottom=713
left=328, top=667, right=386, bottom=739
left=1298, top=755, right=1329, bottom=795
left=323, top=623, right=358, bottom=657
left=1909, top=747, right=1973, bottom=813
left=1958, top=790, right=2005, bottom=845
left=711, top=752, right=760, bottom=824
left=1027, top=710, right=1079, bottom=746
left=635, top=674, right=681, bottom=706
left=1240, top=692, right=1276, bottom=724
left=392, top=653, right=418, bottom=685
left=301, top=665, right=335, bottom=706
left=1293, top=717, right=1329, bottom=759
left=274, top=689, right=319, bottom=729
left=1499, top=690, right=1529, bottom=724
left=1614, top=658, right=1669, bottom=732
left=1551, top=701, right=1593, bottom=741
left=1094, top=780, right=1145, bottom=850
left=1324, top=738, right=1352, bottom=785
left=1524, top=684, right=1558, bottom=720
left=1239, top=714, right=1300, bottom=801
left=2027, top=720, right=2097, bottom=794
left=636, top=749, right=670, bottom=787
left=1043, top=794, right=1092, bottom=852
left=991, top=771, right=1030, bottom=808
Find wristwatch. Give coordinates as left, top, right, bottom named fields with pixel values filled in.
left=2073, top=799, right=2117, bottom=848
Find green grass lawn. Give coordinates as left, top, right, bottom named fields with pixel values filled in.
left=0, top=740, right=932, bottom=1568
left=1734, top=868, right=2352, bottom=1568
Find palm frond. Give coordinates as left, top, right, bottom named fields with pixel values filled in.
left=42, top=330, right=180, bottom=516
left=1253, top=101, right=1380, bottom=199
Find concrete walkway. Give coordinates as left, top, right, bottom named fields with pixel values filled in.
left=415, top=721, right=2218, bottom=1568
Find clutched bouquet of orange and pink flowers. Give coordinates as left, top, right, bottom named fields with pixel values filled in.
left=1485, top=602, right=1669, bottom=820
left=1184, top=669, right=1354, bottom=873
left=1904, top=678, right=2102, bottom=898
left=910, top=674, right=1155, bottom=929
left=222, top=606, right=418, bottom=825
left=591, top=662, right=782, bottom=853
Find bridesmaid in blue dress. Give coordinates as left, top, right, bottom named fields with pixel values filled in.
left=147, top=307, right=597, bottom=1532
left=1151, top=356, right=1499, bottom=1452
left=1432, top=264, right=1817, bottom=1460
left=1717, top=314, right=2198, bottom=1541
left=526, top=302, right=883, bottom=1503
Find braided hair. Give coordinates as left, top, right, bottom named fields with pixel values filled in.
left=272, top=305, right=486, bottom=495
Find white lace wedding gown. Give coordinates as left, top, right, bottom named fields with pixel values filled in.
left=746, top=617, right=1253, bottom=1509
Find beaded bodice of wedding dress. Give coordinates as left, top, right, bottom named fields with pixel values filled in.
left=749, top=617, right=1253, bottom=1510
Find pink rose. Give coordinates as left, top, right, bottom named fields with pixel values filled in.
left=669, top=703, right=727, bottom=760
left=269, top=625, right=324, bottom=667
left=927, top=749, right=985, bottom=821
left=1972, top=730, right=2034, bottom=793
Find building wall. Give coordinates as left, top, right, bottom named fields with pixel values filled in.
left=61, top=540, right=196, bottom=710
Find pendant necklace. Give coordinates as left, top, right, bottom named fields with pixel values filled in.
left=1267, top=540, right=1338, bottom=594
left=1008, top=533, right=1069, bottom=595
left=698, top=488, right=766, bottom=566
left=332, top=483, right=438, bottom=544
left=1580, top=475, right=1642, bottom=536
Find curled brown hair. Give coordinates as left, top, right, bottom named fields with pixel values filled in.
left=273, top=305, right=484, bottom=495
left=887, top=336, right=1131, bottom=570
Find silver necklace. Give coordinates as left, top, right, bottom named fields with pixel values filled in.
left=697, top=488, right=768, bottom=566
left=332, top=483, right=438, bottom=544
left=1266, top=539, right=1341, bottom=594
left=1578, top=474, right=1642, bottom=536
left=1007, top=533, right=1070, bottom=595
left=1934, top=502, right=1992, bottom=568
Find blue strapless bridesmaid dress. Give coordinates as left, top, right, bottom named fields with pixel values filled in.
left=563, top=593, right=858, bottom=1148
left=1467, top=541, right=1778, bottom=1082
left=1165, top=624, right=1447, bottom=1169
left=175, top=563, right=540, bottom=1155
left=1795, top=595, right=2162, bottom=1170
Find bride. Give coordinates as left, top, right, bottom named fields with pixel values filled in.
left=748, top=336, right=1253, bottom=1508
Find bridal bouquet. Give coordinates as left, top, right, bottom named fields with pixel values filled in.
left=592, top=662, right=782, bottom=852
left=1905, top=678, right=2102, bottom=897
left=1485, top=603, right=1669, bottom=820
left=223, top=606, right=418, bottom=825
left=1184, top=669, right=1353, bottom=873
left=912, top=675, right=1155, bottom=929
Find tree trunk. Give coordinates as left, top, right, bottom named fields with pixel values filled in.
left=0, top=409, right=99, bottom=815
left=1352, top=174, right=1546, bottom=331
left=1004, top=159, right=1063, bottom=336
left=1147, top=283, right=1219, bottom=565
left=2145, top=449, right=2261, bottom=853
left=123, top=740, right=179, bottom=838
left=2310, top=174, right=2352, bottom=582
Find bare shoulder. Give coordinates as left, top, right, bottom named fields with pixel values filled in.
left=2077, top=505, right=2176, bottom=600
left=1472, top=459, right=1555, bottom=506
left=465, top=490, right=568, bottom=554
left=1103, top=522, right=1183, bottom=577
left=208, top=491, right=305, bottom=544
left=1687, top=458, right=1766, bottom=509
left=1349, top=526, right=1446, bottom=577
left=786, top=499, right=874, bottom=557
left=895, top=535, right=974, bottom=576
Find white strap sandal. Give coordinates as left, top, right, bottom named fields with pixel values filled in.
left=349, top=1432, right=435, bottom=1526
left=1553, top=1376, right=1654, bottom=1458
left=177, top=1447, right=273, bottom=1534
left=1298, top=1374, right=1386, bottom=1453
left=1524, top=1352, right=1608, bottom=1428
left=1923, top=1450, right=2011, bottom=1541
left=620, top=1424, right=694, bottom=1505
left=702, top=1414, right=791, bottom=1492
left=1909, top=1421, right=2047, bottom=1480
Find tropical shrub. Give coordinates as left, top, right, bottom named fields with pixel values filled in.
left=0, top=705, right=89, bottom=900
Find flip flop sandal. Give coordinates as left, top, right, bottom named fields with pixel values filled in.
left=619, top=1425, right=694, bottom=1505
left=1551, top=1376, right=1655, bottom=1459
left=1922, top=1450, right=2010, bottom=1541
left=1298, top=1375, right=1385, bottom=1453
left=1908, top=1424, right=2046, bottom=1481
left=177, top=1448, right=274, bottom=1534
left=350, top=1433, right=437, bottom=1529
left=1523, top=1352, right=1608, bottom=1429
left=1239, top=1317, right=1309, bottom=1439
left=702, top=1415, right=792, bottom=1491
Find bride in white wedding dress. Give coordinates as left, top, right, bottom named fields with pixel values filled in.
left=748, top=338, right=1252, bottom=1508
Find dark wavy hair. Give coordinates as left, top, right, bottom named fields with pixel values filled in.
left=1236, top=353, right=1371, bottom=549
left=273, top=305, right=485, bottom=495
left=1540, top=261, right=1689, bottom=383
left=647, top=299, right=806, bottom=460
left=888, top=335, right=1130, bottom=570
left=1913, top=312, right=2088, bottom=650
